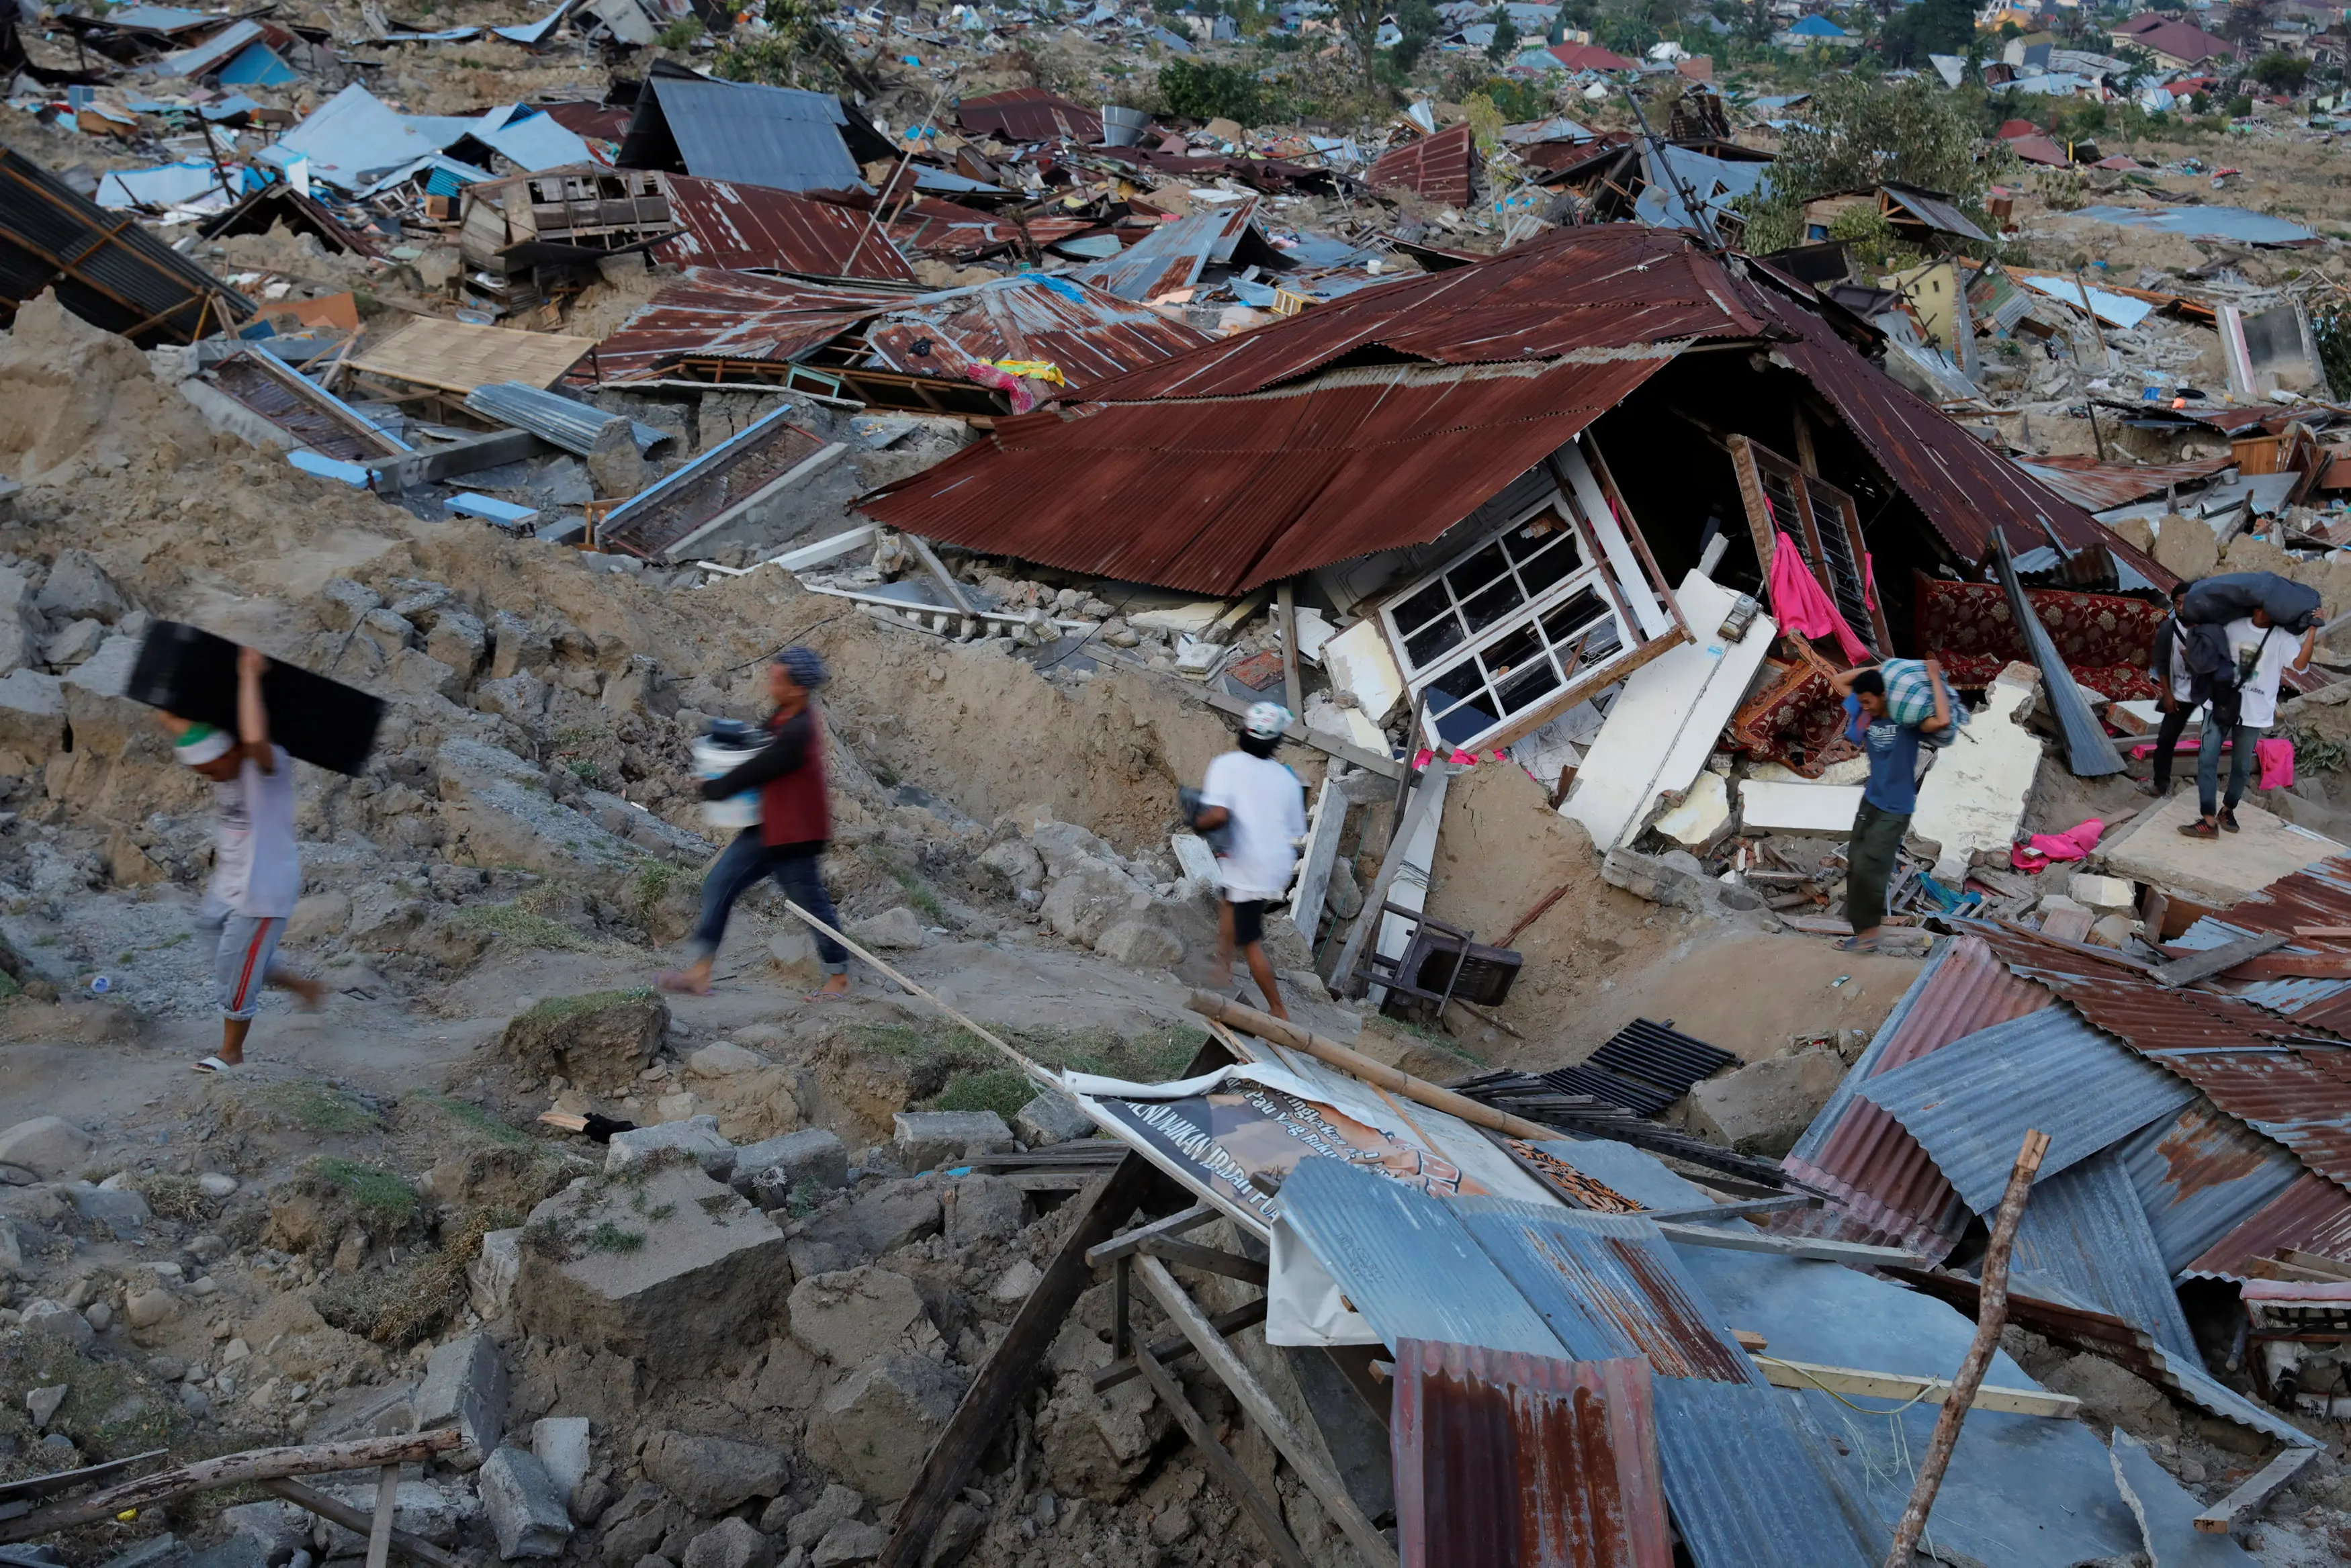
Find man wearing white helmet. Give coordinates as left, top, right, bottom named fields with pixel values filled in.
left=1190, top=702, right=1308, bottom=1019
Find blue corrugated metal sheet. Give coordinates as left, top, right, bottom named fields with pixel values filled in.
left=2072, top=203, right=2317, bottom=245
left=1788, top=939, right=1953, bottom=1167
left=261, top=84, right=468, bottom=191
left=1650, top=1381, right=1877, bottom=1568
left=1072, top=201, right=1270, bottom=301
left=2007, top=1147, right=2201, bottom=1362
left=471, top=109, right=596, bottom=173
left=1454, top=1199, right=1763, bottom=1385
left=1855, top=1008, right=2196, bottom=1217
left=144, top=17, right=262, bottom=78
left=635, top=78, right=861, bottom=193
left=1275, top=1158, right=1569, bottom=1356
left=463, top=381, right=672, bottom=457
left=2117, top=1097, right=2303, bottom=1277
left=214, top=43, right=298, bottom=87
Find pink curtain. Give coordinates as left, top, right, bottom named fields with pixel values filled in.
left=1766, top=533, right=1870, bottom=663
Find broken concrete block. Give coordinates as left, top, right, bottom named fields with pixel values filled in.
left=680, top=1519, right=774, bottom=1568
left=218, top=1501, right=309, bottom=1562
left=480, top=1444, right=574, bottom=1559
left=514, top=1165, right=790, bottom=1382
left=37, top=549, right=128, bottom=624
left=846, top=906, right=928, bottom=950
left=806, top=1355, right=971, bottom=1501
left=784, top=1486, right=865, bottom=1552
left=0, top=1115, right=92, bottom=1180
left=1653, top=771, right=1732, bottom=849
left=977, top=839, right=1043, bottom=894
left=1094, top=918, right=1183, bottom=969
left=734, top=1128, right=849, bottom=1206
left=531, top=1416, right=592, bottom=1504
left=830, top=1177, right=944, bottom=1256
left=810, top=1522, right=887, bottom=1568
left=945, top=1176, right=1024, bottom=1246
left=314, top=1479, right=475, bottom=1553
left=2086, top=913, right=2137, bottom=949
left=415, top=1332, right=508, bottom=1459
left=789, top=1267, right=928, bottom=1365
left=893, top=1111, right=1014, bottom=1171
left=2069, top=873, right=2137, bottom=914
left=1014, top=1092, right=1094, bottom=1147
left=606, top=1116, right=736, bottom=1183
left=1910, top=663, right=2043, bottom=885
left=498, top=990, right=670, bottom=1094
left=1040, top=859, right=1149, bottom=946
left=640, top=1430, right=790, bottom=1514
left=1737, top=779, right=1863, bottom=834
left=922, top=1502, right=983, bottom=1568
left=1685, top=1051, right=1845, bottom=1158
left=470, top=1228, right=523, bottom=1319
left=2098, top=790, right=2347, bottom=909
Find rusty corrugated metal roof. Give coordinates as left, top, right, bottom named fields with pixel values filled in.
left=586, top=268, right=910, bottom=382
left=860, top=274, right=1210, bottom=393
left=2158, top=857, right=2351, bottom=1036
left=2010, top=453, right=2235, bottom=513
left=2118, top=1097, right=2304, bottom=1276
left=955, top=88, right=1105, bottom=144
left=886, top=197, right=1092, bottom=260
left=1079, top=224, right=1763, bottom=402
left=1366, top=124, right=1478, bottom=207
left=1780, top=936, right=2053, bottom=1256
left=655, top=173, right=916, bottom=281
left=1391, top=1341, right=1673, bottom=1568
left=860, top=355, right=1669, bottom=595
left=2184, top=1172, right=2351, bottom=1279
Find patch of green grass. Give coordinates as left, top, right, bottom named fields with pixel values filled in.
left=308, top=1158, right=418, bottom=1227
left=416, top=1094, right=534, bottom=1148
left=869, top=847, right=948, bottom=924
left=314, top=1205, right=514, bottom=1348
left=931, top=1068, right=1034, bottom=1123
left=567, top=759, right=603, bottom=785
left=457, top=903, right=591, bottom=952
left=842, top=1019, right=993, bottom=1062
left=517, top=988, right=654, bottom=1024
left=1007, top=1023, right=1206, bottom=1081
left=632, top=860, right=688, bottom=925
left=585, top=1220, right=644, bottom=1253
left=249, top=1080, right=385, bottom=1135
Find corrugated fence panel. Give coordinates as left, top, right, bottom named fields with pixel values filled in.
left=1651, top=1380, right=1879, bottom=1568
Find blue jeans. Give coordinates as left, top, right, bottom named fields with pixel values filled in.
left=688, top=829, right=847, bottom=971
left=2198, top=723, right=2262, bottom=818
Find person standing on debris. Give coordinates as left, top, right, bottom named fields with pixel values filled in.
left=165, top=645, right=324, bottom=1072
left=1828, top=661, right=1951, bottom=954
left=2180, top=607, right=2313, bottom=839
left=2141, top=581, right=2199, bottom=799
left=1193, top=702, right=1308, bottom=1019
left=660, top=647, right=852, bottom=999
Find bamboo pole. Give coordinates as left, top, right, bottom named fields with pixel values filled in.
left=1882, top=1129, right=2051, bottom=1567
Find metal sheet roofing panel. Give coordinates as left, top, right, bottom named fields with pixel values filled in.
left=2008, top=1147, right=2201, bottom=1360
left=627, top=78, right=860, bottom=193
left=954, top=87, right=1104, bottom=144
left=1881, top=183, right=1992, bottom=242
left=1855, top=1007, right=2195, bottom=1216
left=2146, top=856, right=2351, bottom=1035
left=1453, top=1199, right=1763, bottom=1384
left=463, top=381, right=671, bottom=458
left=2183, top=1172, right=2351, bottom=1279
left=2010, top=453, right=2233, bottom=513
left=2072, top=203, right=2318, bottom=246
left=598, top=401, right=825, bottom=559
left=1075, top=224, right=1764, bottom=402
left=0, top=150, right=253, bottom=345
left=1781, top=936, right=2051, bottom=1255
left=2118, top=1097, right=2303, bottom=1276
left=1390, top=1341, right=1673, bottom=1568
left=1649, top=1381, right=1877, bottom=1568
left=656, top=175, right=916, bottom=281
left=860, top=355, right=1667, bottom=596
left=587, top=267, right=907, bottom=382
left=261, top=83, right=460, bottom=191
left=146, top=18, right=263, bottom=78
left=1276, top=1156, right=1570, bottom=1357
left=472, top=110, right=596, bottom=174
left=1366, top=124, right=1476, bottom=206
left=861, top=274, right=1211, bottom=393
left=1069, top=201, right=1265, bottom=302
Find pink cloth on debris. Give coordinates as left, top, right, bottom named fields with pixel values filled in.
left=2258, top=736, right=2296, bottom=790
left=2010, top=818, right=2106, bottom=873
left=1767, top=533, right=1871, bottom=663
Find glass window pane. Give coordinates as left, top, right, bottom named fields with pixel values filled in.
left=1391, top=580, right=1452, bottom=638
left=1461, top=575, right=1523, bottom=636
left=1442, top=543, right=1511, bottom=601
left=1424, top=657, right=1484, bottom=714
left=1515, top=532, right=1583, bottom=596
left=1495, top=658, right=1562, bottom=714
left=1541, top=588, right=1611, bottom=648
left=1406, top=616, right=1464, bottom=670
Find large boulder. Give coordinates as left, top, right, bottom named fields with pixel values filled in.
left=513, top=1166, right=791, bottom=1381
left=36, top=549, right=129, bottom=622
left=478, top=1446, right=573, bottom=1559
left=1684, top=1050, right=1845, bottom=1158
left=414, top=1332, right=507, bottom=1460
left=0, top=1115, right=92, bottom=1180
left=500, top=990, right=668, bottom=1093
left=1039, top=860, right=1149, bottom=948
left=640, top=1430, right=790, bottom=1514
left=805, top=1356, right=970, bottom=1500
left=787, top=1267, right=927, bottom=1365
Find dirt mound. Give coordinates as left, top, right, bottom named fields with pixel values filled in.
left=0, top=291, right=212, bottom=483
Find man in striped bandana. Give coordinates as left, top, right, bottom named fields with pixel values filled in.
left=165, top=645, right=322, bottom=1071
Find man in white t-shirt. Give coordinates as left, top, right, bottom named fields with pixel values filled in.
left=1193, top=702, right=1308, bottom=1019
left=2182, top=608, right=2313, bottom=839
left=164, top=645, right=322, bottom=1070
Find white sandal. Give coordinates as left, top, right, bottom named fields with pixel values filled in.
left=192, top=1056, right=234, bottom=1074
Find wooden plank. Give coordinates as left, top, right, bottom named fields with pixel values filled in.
left=261, top=1478, right=466, bottom=1568
left=1726, top=434, right=1779, bottom=581
left=1654, top=1221, right=1923, bottom=1268
left=1325, top=772, right=1446, bottom=999
left=1276, top=580, right=1302, bottom=716
left=1085, top=1203, right=1216, bottom=1267
left=2278, top=1248, right=2351, bottom=1281
left=2154, top=931, right=2292, bottom=988
left=1092, top=1298, right=1270, bottom=1394
left=2293, top=925, right=2351, bottom=939
left=1754, top=1358, right=2079, bottom=1420
left=1133, top=1256, right=1395, bottom=1568
left=1640, top=1195, right=1816, bottom=1224
left=0, top=1451, right=168, bottom=1505
left=363, top=1464, right=399, bottom=1568
left=1136, top=1236, right=1270, bottom=1287
left=1131, top=1345, right=1312, bottom=1568
left=1198, top=686, right=1401, bottom=780
left=1284, top=767, right=1349, bottom=942
left=0, top=1432, right=461, bottom=1543
left=770, top=523, right=877, bottom=573
left=2192, top=1446, right=2319, bottom=1534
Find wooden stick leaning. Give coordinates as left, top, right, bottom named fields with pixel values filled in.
left=1186, top=990, right=1558, bottom=1143
left=0, top=1430, right=462, bottom=1543
left=1882, top=1129, right=2051, bottom=1568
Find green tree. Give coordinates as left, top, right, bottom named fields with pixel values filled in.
left=1876, top=0, right=1973, bottom=67
left=2252, top=49, right=2313, bottom=91
left=1487, top=3, right=1521, bottom=58
left=1392, top=0, right=1444, bottom=72
left=1732, top=72, right=2009, bottom=254
left=1330, top=0, right=1388, bottom=89
left=1158, top=58, right=1267, bottom=121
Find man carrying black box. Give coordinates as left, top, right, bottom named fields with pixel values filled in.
left=163, top=645, right=323, bottom=1071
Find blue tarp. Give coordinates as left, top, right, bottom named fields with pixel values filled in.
left=216, top=42, right=300, bottom=86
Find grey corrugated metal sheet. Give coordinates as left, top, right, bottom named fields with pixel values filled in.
left=1650, top=1381, right=1879, bottom=1568
left=1390, top=1341, right=1673, bottom=1568
left=146, top=17, right=262, bottom=78
left=2183, top=1172, right=2351, bottom=1281
left=1275, top=1156, right=1569, bottom=1356
left=0, top=150, right=253, bottom=344
left=2117, top=1097, right=2303, bottom=1277
left=1855, top=1007, right=2197, bottom=1217
left=463, top=381, right=672, bottom=457
left=1453, top=1199, right=1763, bottom=1384
left=2006, top=1147, right=2201, bottom=1362
left=625, top=77, right=861, bottom=193
left=1880, top=183, right=1993, bottom=242
left=1071, top=201, right=1266, bottom=301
